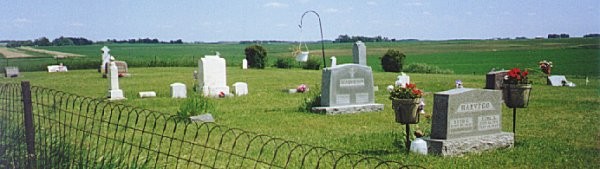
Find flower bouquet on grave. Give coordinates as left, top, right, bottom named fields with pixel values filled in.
left=389, top=83, right=424, bottom=124
left=538, top=60, right=552, bottom=76
left=296, top=84, right=309, bottom=93
left=502, top=68, right=532, bottom=108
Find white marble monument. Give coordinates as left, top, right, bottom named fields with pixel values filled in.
left=330, top=56, right=337, bottom=67
left=198, top=53, right=230, bottom=97
left=170, top=82, right=187, bottom=98
left=395, top=72, right=410, bottom=88
left=242, top=59, right=248, bottom=69
left=101, top=46, right=111, bottom=73
left=232, top=82, right=248, bottom=96
left=108, top=62, right=125, bottom=100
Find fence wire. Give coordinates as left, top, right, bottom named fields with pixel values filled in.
left=0, top=82, right=423, bottom=169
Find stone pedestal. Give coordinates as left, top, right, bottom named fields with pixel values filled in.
left=425, top=132, right=513, bottom=156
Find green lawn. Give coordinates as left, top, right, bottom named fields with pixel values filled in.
left=4, top=66, right=599, bottom=168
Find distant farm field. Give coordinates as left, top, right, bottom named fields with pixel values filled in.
left=1, top=38, right=598, bottom=77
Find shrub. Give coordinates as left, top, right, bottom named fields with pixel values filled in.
left=404, top=63, right=454, bottom=74
left=244, top=45, right=268, bottom=69
left=299, top=85, right=321, bottom=112
left=302, top=58, right=321, bottom=70
left=274, top=58, right=295, bottom=69
left=380, top=49, right=406, bottom=72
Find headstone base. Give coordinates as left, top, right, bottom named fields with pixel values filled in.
left=108, top=89, right=125, bottom=100
left=311, top=104, right=384, bottom=115
left=424, top=132, right=513, bottom=156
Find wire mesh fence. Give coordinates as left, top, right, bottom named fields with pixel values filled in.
left=0, top=82, right=423, bottom=169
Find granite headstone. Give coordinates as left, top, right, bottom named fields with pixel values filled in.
left=352, top=41, right=367, bottom=65
left=170, top=83, right=187, bottom=98
left=312, top=64, right=383, bottom=114
left=485, top=70, right=508, bottom=90
left=425, top=88, right=513, bottom=156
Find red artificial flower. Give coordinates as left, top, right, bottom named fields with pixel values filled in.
left=405, top=83, right=416, bottom=89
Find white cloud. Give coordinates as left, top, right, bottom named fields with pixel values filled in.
left=367, top=1, right=377, bottom=6
left=325, top=8, right=339, bottom=13
left=264, top=2, right=288, bottom=8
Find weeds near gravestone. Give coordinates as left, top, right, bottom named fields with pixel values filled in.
left=299, top=85, right=321, bottom=112
left=175, top=94, right=214, bottom=122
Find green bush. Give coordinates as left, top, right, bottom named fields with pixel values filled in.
left=244, top=45, right=268, bottom=69
left=404, top=63, right=454, bottom=74
left=274, top=58, right=295, bottom=69
left=302, top=58, right=321, bottom=70
left=380, top=49, right=406, bottom=72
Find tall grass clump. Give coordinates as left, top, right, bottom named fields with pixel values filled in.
left=404, top=63, right=454, bottom=74
left=175, top=95, right=215, bottom=122
left=274, top=58, right=296, bottom=69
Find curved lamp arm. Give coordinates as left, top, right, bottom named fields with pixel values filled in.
left=299, top=10, right=327, bottom=68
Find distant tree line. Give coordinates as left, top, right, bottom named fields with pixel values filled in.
left=547, top=34, right=570, bottom=39
left=104, top=38, right=183, bottom=44
left=4, top=37, right=185, bottom=47
left=334, top=34, right=394, bottom=43
left=583, top=34, right=600, bottom=38
left=5, top=36, right=93, bottom=47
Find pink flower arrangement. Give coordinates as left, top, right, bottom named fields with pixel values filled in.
left=296, top=84, right=308, bottom=93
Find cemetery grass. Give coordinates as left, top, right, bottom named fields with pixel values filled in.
left=3, top=38, right=599, bottom=77
left=5, top=67, right=599, bottom=168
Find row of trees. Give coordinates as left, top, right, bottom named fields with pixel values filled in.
left=5, top=37, right=93, bottom=47
left=334, top=35, right=395, bottom=43
left=4, top=37, right=185, bottom=47
left=104, top=38, right=183, bottom=44
left=548, top=34, right=570, bottom=39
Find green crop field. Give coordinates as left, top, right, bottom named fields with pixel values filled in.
left=1, top=38, right=599, bottom=168
left=2, top=38, right=599, bottom=77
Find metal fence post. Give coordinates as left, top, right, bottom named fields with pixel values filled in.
left=21, top=81, right=36, bottom=169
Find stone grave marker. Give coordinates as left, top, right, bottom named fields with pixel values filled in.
left=242, top=59, right=248, bottom=69
left=485, top=70, right=508, bottom=90
left=101, top=46, right=111, bottom=73
left=395, top=72, right=410, bottom=87
left=232, top=82, right=248, bottom=96
left=4, top=67, right=19, bottom=78
left=170, top=83, right=187, bottom=98
left=312, top=64, right=383, bottom=114
left=139, top=91, right=156, bottom=98
left=425, top=88, right=513, bottom=156
left=47, top=63, right=68, bottom=72
left=352, top=41, right=367, bottom=65
left=547, top=75, right=568, bottom=86
left=107, top=62, right=125, bottom=100
left=198, top=54, right=230, bottom=97
left=330, top=56, right=337, bottom=67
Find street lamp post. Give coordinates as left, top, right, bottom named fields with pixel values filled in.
left=299, top=10, right=327, bottom=68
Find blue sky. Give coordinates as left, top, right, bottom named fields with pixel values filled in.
left=1, top=0, right=598, bottom=42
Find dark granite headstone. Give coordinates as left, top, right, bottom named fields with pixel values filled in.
left=425, top=88, right=513, bottom=156
left=485, top=70, right=508, bottom=90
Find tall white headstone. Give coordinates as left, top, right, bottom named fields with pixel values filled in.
left=101, top=46, right=111, bottom=73
left=198, top=54, right=230, bottom=97
left=232, top=82, right=248, bottom=96
left=330, top=56, right=337, bottom=67
left=108, top=62, right=125, bottom=100
left=395, top=72, right=410, bottom=88
left=353, top=41, right=367, bottom=65
left=170, top=83, right=187, bottom=98
left=242, top=59, right=248, bottom=69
